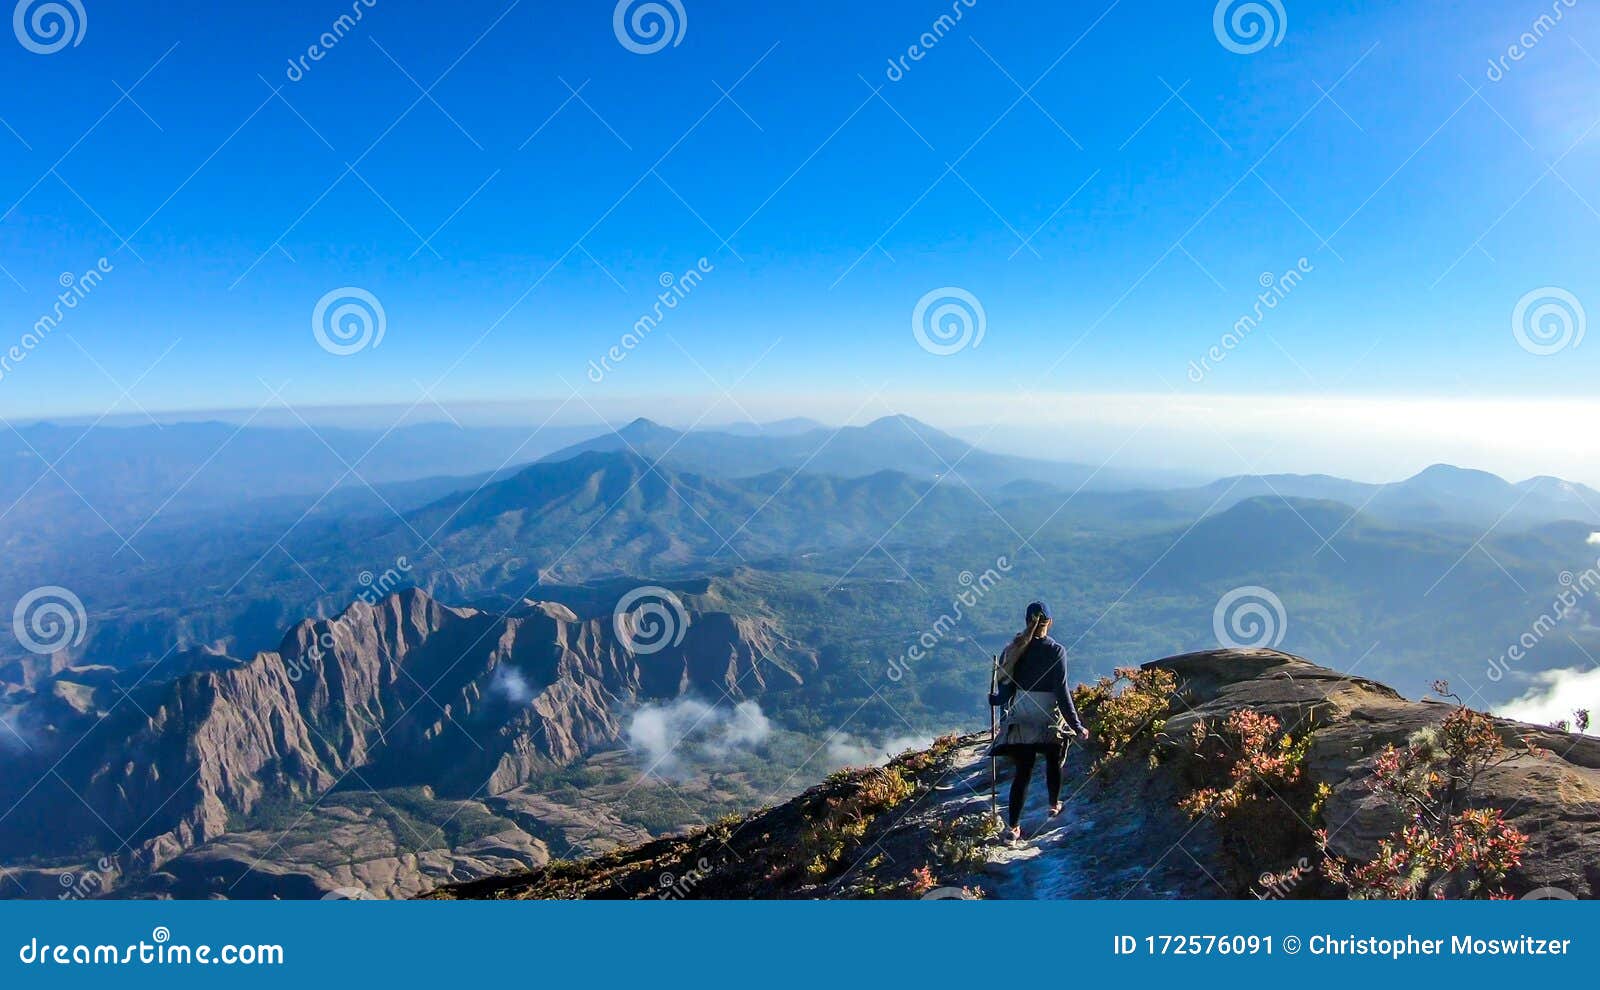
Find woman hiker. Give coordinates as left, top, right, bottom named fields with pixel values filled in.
left=989, top=600, right=1089, bottom=843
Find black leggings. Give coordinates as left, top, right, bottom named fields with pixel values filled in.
left=1007, top=746, right=1063, bottom=828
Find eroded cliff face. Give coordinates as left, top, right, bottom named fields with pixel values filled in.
left=0, top=588, right=813, bottom=889
left=432, top=650, right=1600, bottom=901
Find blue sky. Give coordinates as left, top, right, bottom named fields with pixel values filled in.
left=2, top=0, right=1598, bottom=443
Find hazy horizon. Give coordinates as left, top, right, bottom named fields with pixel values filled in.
left=20, top=391, right=1600, bottom=489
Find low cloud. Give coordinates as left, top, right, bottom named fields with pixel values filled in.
left=1588, top=532, right=1600, bottom=545
left=824, top=733, right=932, bottom=770
left=489, top=665, right=534, bottom=705
left=0, top=709, right=36, bottom=756
left=626, top=698, right=772, bottom=775
left=1497, top=667, right=1599, bottom=733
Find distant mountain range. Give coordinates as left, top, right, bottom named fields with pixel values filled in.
left=3, top=413, right=1599, bottom=900
left=5, top=415, right=1597, bottom=684
left=537, top=415, right=1181, bottom=493
left=1182, top=463, right=1600, bottom=531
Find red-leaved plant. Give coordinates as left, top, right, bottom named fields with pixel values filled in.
left=1179, top=708, right=1308, bottom=820
left=1318, top=681, right=1542, bottom=899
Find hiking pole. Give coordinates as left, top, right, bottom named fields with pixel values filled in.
left=989, top=652, right=999, bottom=824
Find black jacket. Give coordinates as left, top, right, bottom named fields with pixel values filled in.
left=990, top=636, right=1087, bottom=735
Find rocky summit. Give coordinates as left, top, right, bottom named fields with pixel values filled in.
left=432, top=650, right=1599, bottom=900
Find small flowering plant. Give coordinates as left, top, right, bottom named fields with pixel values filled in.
left=1319, top=682, right=1538, bottom=899
left=1179, top=708, right=1309, bottom=820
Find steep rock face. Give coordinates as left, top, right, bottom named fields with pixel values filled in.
left=0, top=588, right=811, bottom=884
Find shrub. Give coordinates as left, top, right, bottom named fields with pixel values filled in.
left=1177, top=707, right=1316, bottom=880
left=1551, top=709, right=1591, bottom=734
left=1072, top=666, right=1178, bottom=768
left=931, top=811, right=1000, bottom=866
left=1179, top=708, right=1309, bottom=820
left=1318, top=683, right=1538, bottom=900
left=798, top=766, right=918, bottom=881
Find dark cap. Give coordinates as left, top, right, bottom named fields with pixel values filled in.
left=1025, top=601, right=1051, bottom=623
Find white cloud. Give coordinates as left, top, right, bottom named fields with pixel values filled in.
left=1587, top=532, right=1600, bottom=546
left=626, top=698, right=772, bottom=774
left=1496, top=667, right=1599, bottom=733
left=0, top=710, right=33, bottom=756
left=489, top=665, right=534, bottom=705
left=824, top=733, right=933, bottom=771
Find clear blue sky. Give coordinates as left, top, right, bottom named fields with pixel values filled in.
left=2, top=0, right=1598, bottom=421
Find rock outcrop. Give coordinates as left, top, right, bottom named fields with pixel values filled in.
left=432, top=649, right=1600, bottom=900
